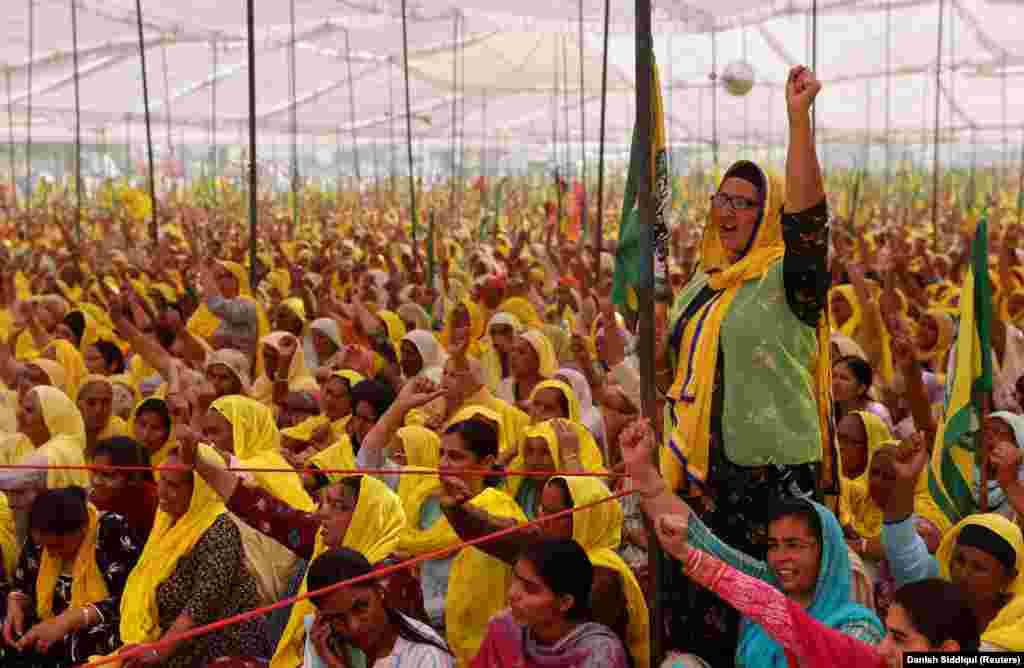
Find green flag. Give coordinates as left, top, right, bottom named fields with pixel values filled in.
left=612, top=46, right=670, bottom=309
left=928, top=211, right=994, bottom=524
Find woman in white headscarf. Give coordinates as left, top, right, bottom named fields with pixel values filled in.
left=400, top=329, right=447, bottom=384
left=303, top=318, right=344, bottom=372
left=556, top=367, right=605, bottom=452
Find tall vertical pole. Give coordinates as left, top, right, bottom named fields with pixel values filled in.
left=811, top=0, right=818, bottom=135
left=578, top=1, right=586, bottom=194
left=401, top=0, right=419, bottom=256
left=344, top=29, right=361, bottom=185
left=70, top=0, right=83, bottom=248
left=7, top=69, right=17, bottom=213
left=288, top=0, right=299, bottom=235
left=634, top=0, right=663, bottom=662
left=884, top=2, right=891, bottom=222
left=135, top=0, right=158, bottom=245
left=710, top=29, right=718, bottom=167
left=25, top=0, right=34, bottom=208
left=594, top=0, right=610, bottom=285
left=246, top=0, right=258, bottom=288
left=211, top=38, right=219, bottom=207
left=931, top=0, right=945, bottom=252
left=448, top=11, right=458, bottom=224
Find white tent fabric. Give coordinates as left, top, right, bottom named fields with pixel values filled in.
left=1, top=0, right=1023, bottom=165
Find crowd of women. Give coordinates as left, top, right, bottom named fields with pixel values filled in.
left=0, top=63, right=1022, bottom=668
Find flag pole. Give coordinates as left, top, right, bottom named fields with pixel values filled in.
left=635, top=0, right=665, bottom=662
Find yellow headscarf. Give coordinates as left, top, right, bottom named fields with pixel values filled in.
left=439, top=299, right=486, bottom=359
left=272, top=475, right=405, bottom=668
left=446, top=486, right=527, bottom=667
left=37, top=503, right=110, bottom=620
left=210, top=395, right=315, bottom=512
left=520, top=329, right=558, bottom=378
left=394, top=427, right=448, bottom=556
left=0, top=494, right=17, bottom=587
left=80, top=375, right=131, bottom=445
left=507, top=418, right=605, bottom=500
left=916, top=309, right=955, bottom=370
left=44, top=338, right=88, bottom=401
left=280, top=297, right=307, bottom=324
left=377, top=310, right=407, bottom=356
left=31, top=386, right=90, bottom=489
left=496, top=297, right=543, bottom=329
left=27, top=358, right=67, bottom=394
left=250, top=332, right=319, bottom=405
left=119, top=445, right=226, bottom=645
left=551, top=476, right=650, bottom=668
left=131, top=397, right=176, bottom=469
left=840, top=411, right=892, bottom=539
left=830, top=285, right=862, bottom=340
left=665, top=162, right=832, bottom=493
left=936, top=514, right=1024, bottom=651
left=186, top=260, right=271, bottom=343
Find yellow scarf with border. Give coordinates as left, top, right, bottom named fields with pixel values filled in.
left=37, top=503, right=109, bottom=620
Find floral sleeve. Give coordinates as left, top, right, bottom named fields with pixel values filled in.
left=90, top=512, right=143, bottom=625
left=781, top=199, right=830, bottom=327
left=226, top=481, right=320, bottom=560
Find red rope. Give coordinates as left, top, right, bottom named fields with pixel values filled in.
left=78, top=487, right=635, bottom=667
left=0, top=462, right=626, bottom=478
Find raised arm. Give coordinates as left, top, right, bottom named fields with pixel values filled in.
left=784, top=66, right=825, bottom=214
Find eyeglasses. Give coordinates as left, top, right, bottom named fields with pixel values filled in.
left=710, top=193, right=760, bottom=211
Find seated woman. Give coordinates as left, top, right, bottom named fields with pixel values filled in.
left=880, top=439, right=1024, bottom=651
left=173, top=436, right=406, bottom=668
left=115, top=447, right=271, bottom=668
left=2, top=487, right=142, bottom=667
left=303, top=548, right=454, bottom=668
left=249, top=332, right=318, bottom=411
left=620, top=420, right=883, bottom=668
left=653, top=513, right=980, bottom=668
left=281, top=370, right=364, bottom=464
left=77, top=376, right=130, bottom=457
left=832, top=356, right=893, bottom=431
left=473, top=538, right=630, bottom=668
left=442, top=475, right=649, bottom=668
left=89, top=437, right=159, bottom=543
left=131, top=397, right=177, bottom=468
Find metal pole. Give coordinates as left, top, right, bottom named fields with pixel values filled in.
left=135, top=0, right=158, bottom=245
left=931, top=0, right=945, bottom=251
left=246, top=0, right=258, bottom=288
left=26, top=0, right=34, bottom=207
left=71, top=0, right=83, bottom=248
left=595, top=0, right=610, bottom=284
left=578, top=0, right=586, bottom=197
left=344, top=29, right=361, bottom=185
left=401, top=0, right=419, bottom=254
left=6, top=69, right=16, bottom=213
left=449, top=11, right=458, bottom=222
left=884, top=2, right=891, bottom=222
left=288, top=0, right=299, bottom=235
left=212, top=38, right=219, bottom=207
left=811, top=0, right=818, bottom=135
left=634, top=0, right=664, bottom=662
left=711, top=29, right=718, bottom=167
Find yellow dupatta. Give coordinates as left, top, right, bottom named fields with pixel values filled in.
left=445, top=486, right=527, bottom=667
left=439, top=298, right=486, bottom=359
left=31, top=386, right=90, bottom=489
left=37, top=504, right=110, bottom=620
left=187, top=260, right=271, bottom=341
left=664, top=162, right=833, bottom=493
left=44, top=338, right=88, bottom=401
left=131, top=398, right=176, bottom=469
left=496, top=297, right=543, bottom=329
left=394, top=427, right=451, bottom=555
left=936, top=514, right=1024, bottom=651
left=272, top=475, right=405, bottom=668
left=250, top=332, right=319, bottom=405
left=119, top=445, right=226, bottom=645
left=552, top=476, right=650, bottom=668
left=506, top=381, right=606, bottom=499
left=916, top=309, right=955, bottom=370
left=0, top=493, right=17, bottom=584
left=840, top=411, right=892, bottom=539
left=829, top=285, right=862, bottom=340
left=520, top=329, right=558, bottom=378
left=210, top=395, right=314, bottom=512
left=377, top=310, right=407, bottom=359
